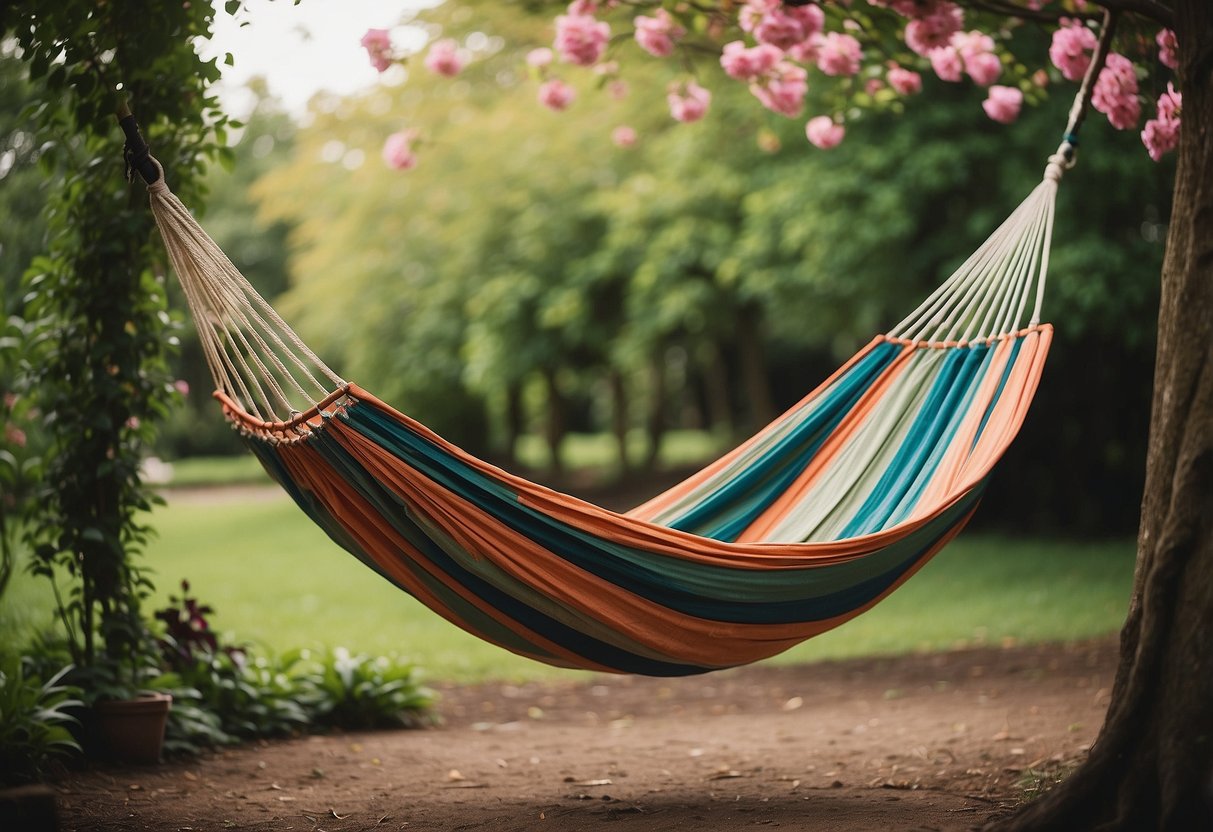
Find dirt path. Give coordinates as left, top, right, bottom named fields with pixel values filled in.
left=53, top=638, right=1115, bottom=831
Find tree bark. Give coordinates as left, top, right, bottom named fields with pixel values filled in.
left=502, top=380, right=524, bottom=467
left=644, top=347, right=667, bottom=471
left=542, top=367, right=567, bottom=476
left=993, top=3, right=1213, bottom=828
left=735, top=304, right=776, bottom=432
left=608, top=368, right=631, bottom=475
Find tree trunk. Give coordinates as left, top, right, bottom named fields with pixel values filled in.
left=502, top=380, right=524, bottom=467
left=700, top=339, right=735, bottom=438
left=994, top=4, right=1213, bottom=829
left=736, top=304, right=776, bottom=432
left=542, top=367, right=567, bottom=476
left=644, top=347, right=667, bottom=471
left=608, top=368, right=630, bottom=475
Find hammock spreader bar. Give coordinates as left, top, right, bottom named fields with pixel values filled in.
left=120, top=13, right=1112, bottom=674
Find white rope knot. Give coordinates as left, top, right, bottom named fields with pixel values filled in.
left=1044, top=141, right=1076, bottom=183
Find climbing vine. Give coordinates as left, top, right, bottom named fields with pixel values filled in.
left=0, top=0, right=241, bottom=676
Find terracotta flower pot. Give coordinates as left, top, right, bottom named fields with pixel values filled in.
left=93, top=692, right=172, bottom=765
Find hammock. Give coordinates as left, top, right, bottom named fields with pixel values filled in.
left=126, top=36, right=1109, bottom=675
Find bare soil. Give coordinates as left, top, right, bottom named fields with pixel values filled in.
left=53, top=638, right=1115, bottom=832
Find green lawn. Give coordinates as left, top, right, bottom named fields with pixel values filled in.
left=0, top=492, right=1135, bottom=684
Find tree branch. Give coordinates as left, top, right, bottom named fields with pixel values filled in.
left=1087, top=0, right=1175, bottom=28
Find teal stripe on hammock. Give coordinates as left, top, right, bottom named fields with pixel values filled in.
left=838, top=344, right=991, bottom=538
left=884, top=338, right=1026, bottom=528
left=971, top=337, right=1025, bottom=449
left=665, top=341, right=902, bottom=541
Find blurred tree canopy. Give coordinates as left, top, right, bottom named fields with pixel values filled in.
left=248, top=1, right=1167, bottom=534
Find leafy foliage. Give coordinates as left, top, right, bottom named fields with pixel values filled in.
left=0, top=656, right=83, bottom=785
left=254, top=2, right=1166, bottom=531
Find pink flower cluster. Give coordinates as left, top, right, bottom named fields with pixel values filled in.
left=805, top=116, right=844, bottom=149
left=539, top=78, right=577, bottom=110
left=360, top=28, right=393, bottom=73
left=1156, top=29, right=1178, bottom=70
left=1092, top=53, right=1140, bottom=130
left=612, top=125, right=638, bottom=148
left=1141, top=84, right=1181, bottom=161
left=382, top=128, right=420, bottom=170
left=982, top=85, right=1022, bottom=124
left=554, top=9, right=610, bottom=66
left=902, top=2, right=965, bottom=57
left=634, top=9, right=685, bottom=58
left=751, top=62, right=809, bottom=117
left=930, top=30, right=1000, bottom=86
left=740, top=0, right=824, bottom=52
left=425, top=39, right=464, bottom=77
left=887, top=65, right=922, bottom=95
left=1049, top=20, right=1097, bottom=82
left=816, top=32, right=863, bottom=77
left=668, top=80, right=711, bottom=123
left=720, top=40, right=783, bottom=81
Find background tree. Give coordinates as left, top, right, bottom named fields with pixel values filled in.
left=353, top=0, right=1207, bottom=826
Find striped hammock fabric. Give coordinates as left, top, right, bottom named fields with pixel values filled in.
left=144, top=146, right=1070, bottom=676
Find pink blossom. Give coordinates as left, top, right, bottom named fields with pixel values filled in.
left=538, top=78, right=577, bottom=110
left=982, top=85, right=1023, bottom=124
left=1049, top=19, right=1097, bottom=82
left=816, top=32, right=862, bottom=77
left=3, top=392, right=17, bottom=409
left=527, top=47, right=554, bottom=68
left=720, top=40, right=783, bottom=82
left=905, top=3, right=964, bottom=57
left=787, top=4, right=825, bottom=36
left=173, top=379, right=190, bottom=396
left=3, top=422, right=26, bottom=448
left=1092, top=53, right=1141, bottom=130
left=554, top=13, right=610, bottom=66
left=126, top=416, right=141, bottom=430
left=607, top=79, right=629, bottom=100
left=887, top=65, right=922, bottom=95
left=786, top=35, right=821, bottom=65
left=634, top=9, right=685, bottom=58
left=950, top=30, right=994, bottom=59
left=1141, top=84, right=1181, bottom=161
left=567, top=0, right=598, bottom=14
left=668, top=80, right=711, bottom=123
left=965, top=51, right=1001, bottom=86
left=382, top=129, right=419, bottom=170
left=751, top=62, right=808, bottom=118
left=865, top=78, right=884, bottom=96
left=424, top=39, right=464, bottom=77
left=929, top=46, right=964, bottom=82
left=805, top=116, right=844, bottom=149
left=360, top=28, right=393, bottom=73
left=612, top=125, right=638, bottom=148
left=741, top=0, right=823, bottom=52
left=1157, top=29, right=1178, bottom=70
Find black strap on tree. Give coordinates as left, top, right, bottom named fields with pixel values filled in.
left=117, top=102, right=160, bottom=185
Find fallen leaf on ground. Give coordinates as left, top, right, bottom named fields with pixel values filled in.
left=447, top=769, right=465, bottom=782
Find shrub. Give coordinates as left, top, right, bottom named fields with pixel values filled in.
left=0, top=656, right=82, bottom=785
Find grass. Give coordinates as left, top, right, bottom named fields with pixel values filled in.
left=0, top=489, right=1135, bottom=684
